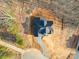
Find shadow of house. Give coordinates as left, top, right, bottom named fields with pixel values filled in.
left=22, top=16, right=30, bottom=34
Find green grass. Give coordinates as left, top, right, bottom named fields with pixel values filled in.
left=15, top=34, right=24, bottom=45
left=15, top=34, right=27, bottom=48
left=0, top=46, right=15, bottom=59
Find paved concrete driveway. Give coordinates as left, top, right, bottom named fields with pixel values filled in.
left=22, top=49, right=48, bottom=59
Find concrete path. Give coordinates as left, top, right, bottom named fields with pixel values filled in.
left=0, top=40, right=25, bottom=53
left=22, top=48, right=48, bottom=59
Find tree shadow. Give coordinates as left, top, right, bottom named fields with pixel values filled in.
left=66, top=34, right=79, bottom=49
left=0, top=32, right=16, bottom=42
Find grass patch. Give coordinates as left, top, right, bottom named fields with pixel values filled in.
left=15, top=34, right=26, bottom=48
left=0, top=46, right=15, bottom=59
left=15, top=34, right=24, bottom=45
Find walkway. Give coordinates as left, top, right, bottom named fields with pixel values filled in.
left=0, top=40, right=25, bottom=53
left=22, top=48, right=48, bottom=59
